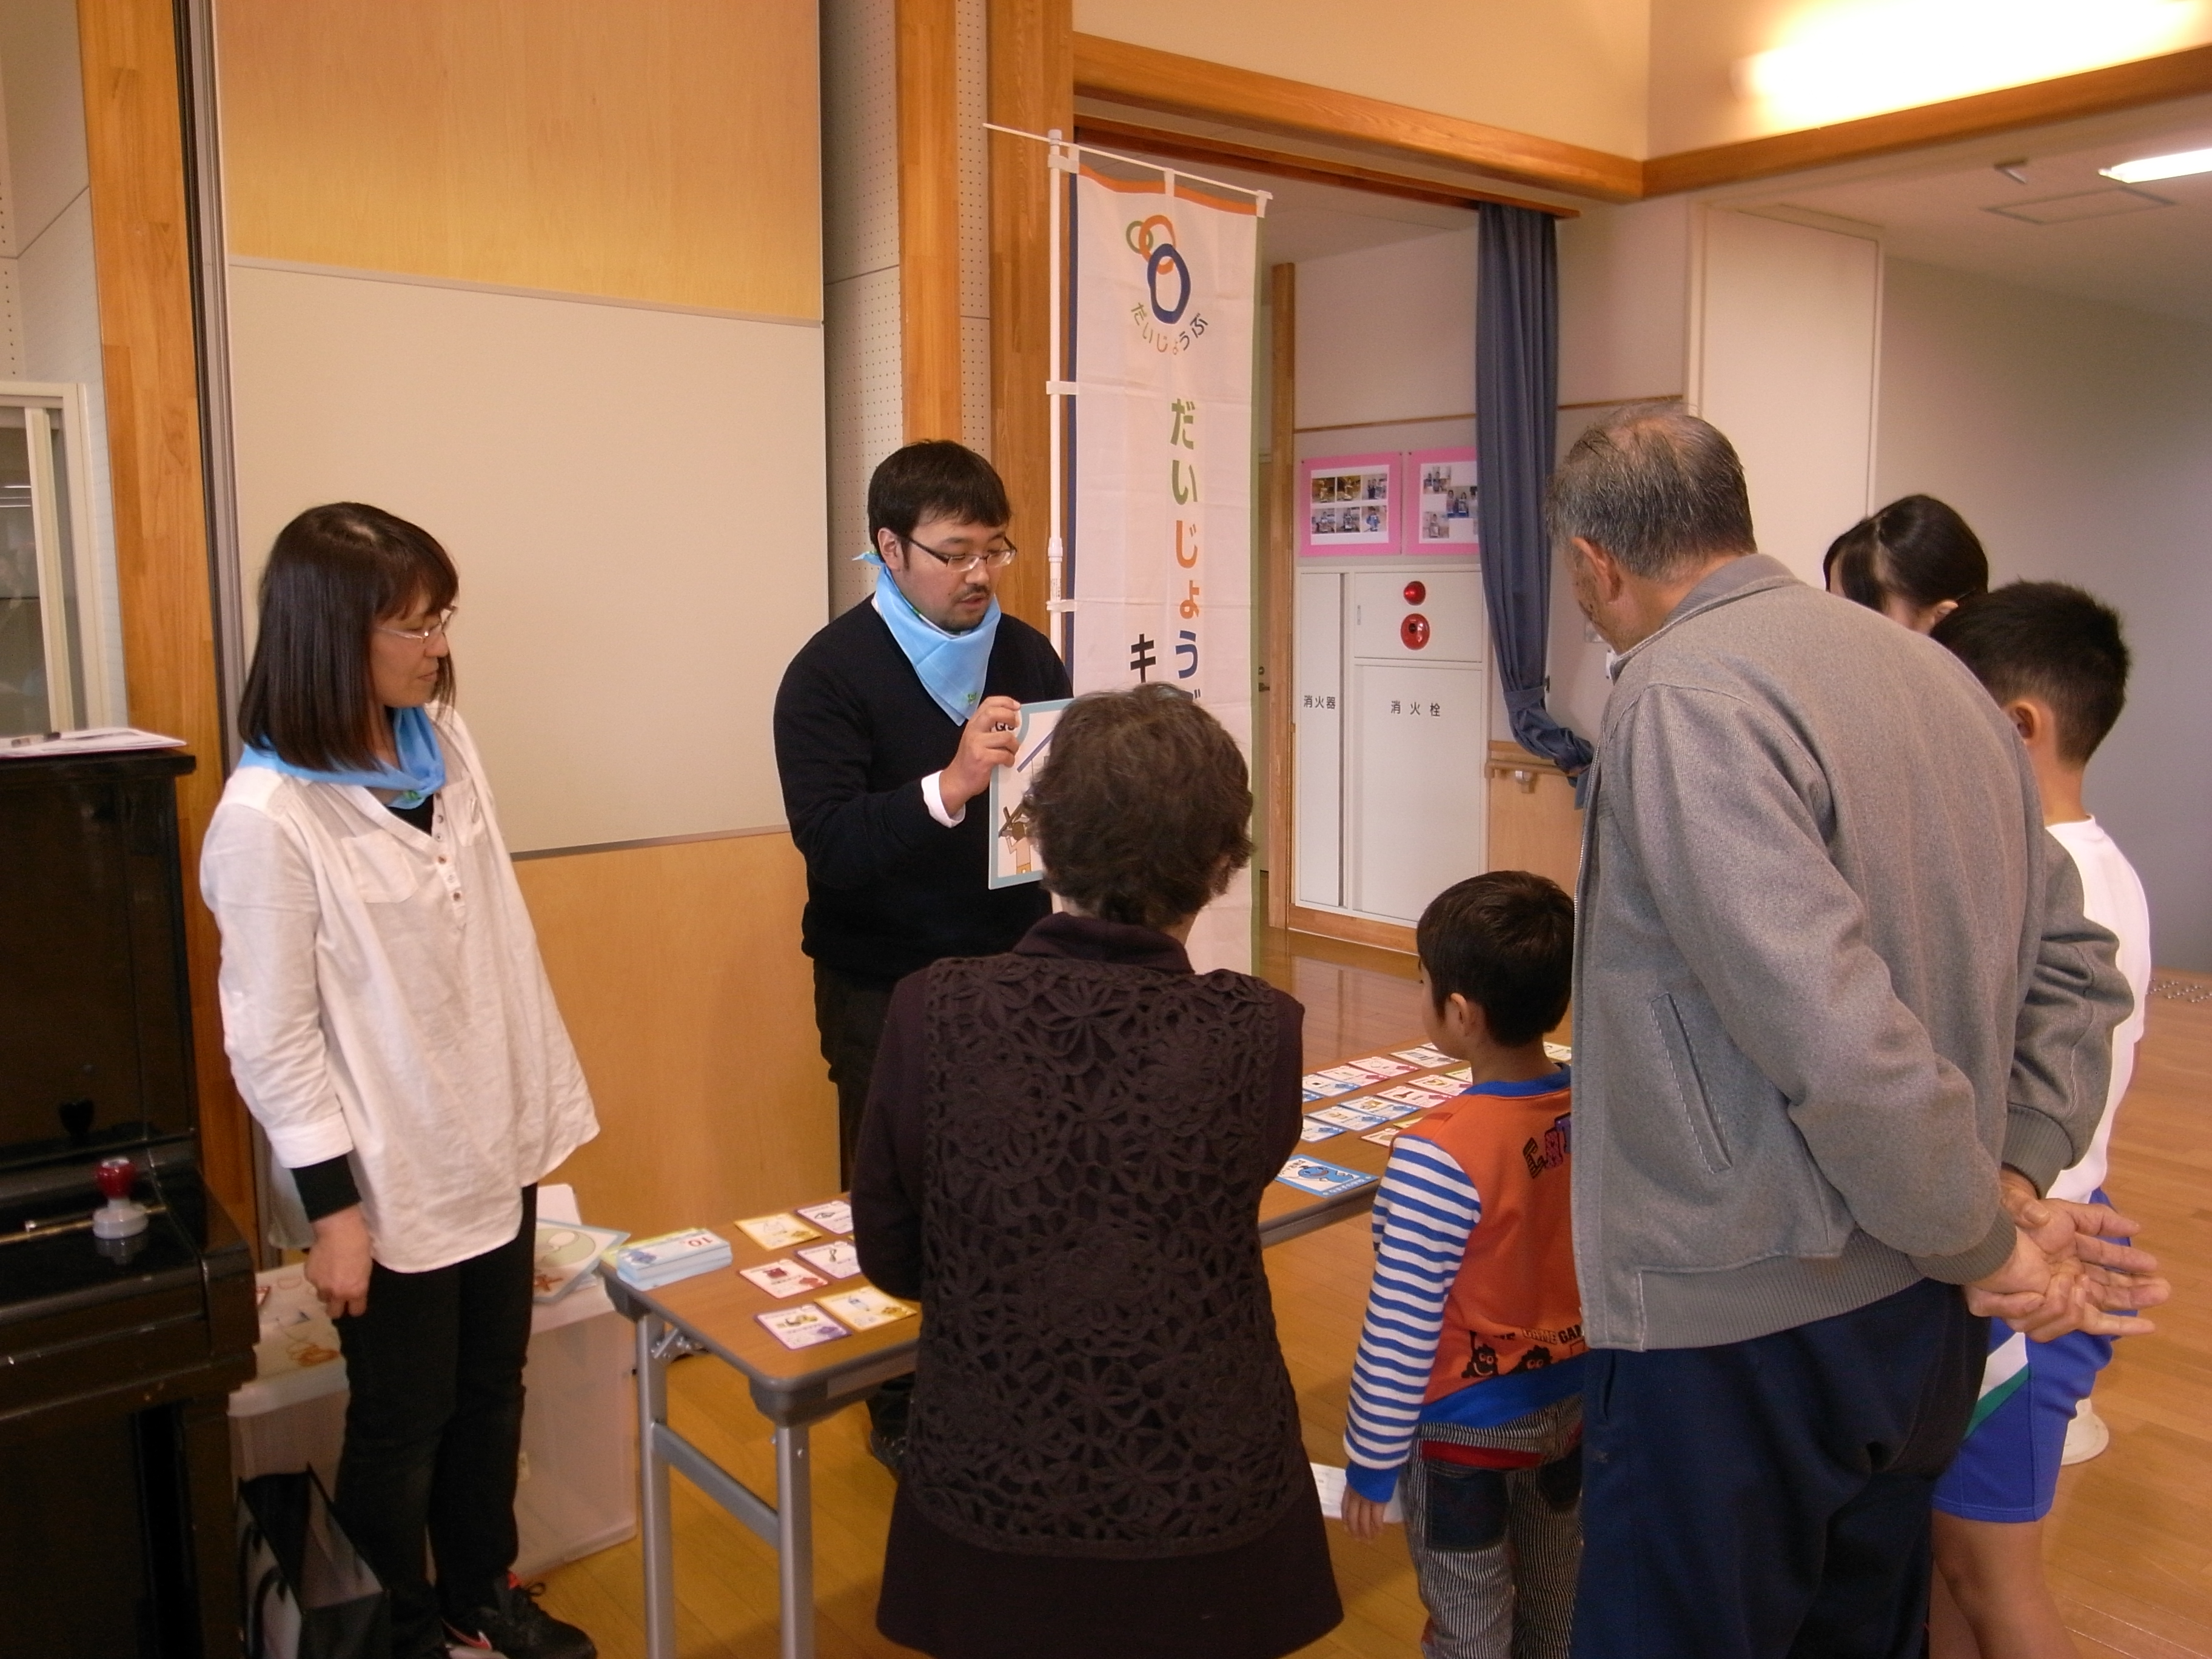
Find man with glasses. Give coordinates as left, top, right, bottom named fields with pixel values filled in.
left=774, top=446, right=1069, bottom=1451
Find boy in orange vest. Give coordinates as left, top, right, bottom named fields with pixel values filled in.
left=1342, top=871, right=1583, bottom=1659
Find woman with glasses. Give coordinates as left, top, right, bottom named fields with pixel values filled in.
left=201, top=503, right=598, bottom=1659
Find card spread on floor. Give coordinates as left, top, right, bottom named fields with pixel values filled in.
left=820, top=1285, right=917, bottom=1330
left=795, top=1241, right=863, bottom=1279
left=740, top=1259, right=829, bottom=1299
left=1299, top=1118, right=1348, bottom=1142
left=1276, top=1156, right=1378, bottom=1197
left=757, top=1304, right=850, bottom=1350
left=1393, top=1045, right=1455, bottom=1068
left=1311, top=1102, right=1389, bottom=1130
left=1362, top=1122, right=1417, bottom=1147
left=735, top=1212, right=821, bottom=1250
left=794, top=1199, right=853, bottom=1234
left=1353, top=1054, right=1417, bottom=1078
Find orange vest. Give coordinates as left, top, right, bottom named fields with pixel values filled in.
left=1407, top=1084, right=1585, bottom=1404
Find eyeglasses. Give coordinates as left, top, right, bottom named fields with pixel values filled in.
left=376, top=608, right=457, bottom=643
left=900, top=535, right=1017, bottom=575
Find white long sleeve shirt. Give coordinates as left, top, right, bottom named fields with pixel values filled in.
left=200, top=708, right=596, bottom=1273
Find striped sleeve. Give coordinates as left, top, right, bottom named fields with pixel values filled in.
left=1342, top=1134, right=1481, bottom=1502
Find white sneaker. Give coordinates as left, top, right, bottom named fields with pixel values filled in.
left=2061, top=1398, right=2110, bottom=1464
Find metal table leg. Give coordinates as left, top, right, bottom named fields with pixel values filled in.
left=774, top=1423, right=814, bottom=1659
left=635, top=1310, right=677, bottom=1659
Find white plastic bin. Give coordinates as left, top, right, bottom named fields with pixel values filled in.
left=228, top=1185, right=637, bottom=1577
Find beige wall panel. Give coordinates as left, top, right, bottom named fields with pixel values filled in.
left=1071, top=0, right=1650, bottom=159
left=215, top=0, right=822, bottom=319
left=525, top=833, right=837, bottom=1241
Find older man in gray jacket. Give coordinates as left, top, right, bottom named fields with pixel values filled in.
left=1557, top=409, right=2159, bottom=1659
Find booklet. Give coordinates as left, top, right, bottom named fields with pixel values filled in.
left=819, top=1285, right=917, bottom=1330
left=735, top=1212, right=822, bottom=1250
left=756, top=1304, right=850, bottom=1350
left=795, top=1240, right=864, bottom=1279
left=794, top=1199, right=853, bottom=1235
left=1275, top=1156, right=1378, bottom=1198
left=739, top=1259, right=830, bottom=1299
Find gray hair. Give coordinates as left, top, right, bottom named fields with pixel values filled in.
left=1547, top=405, right=1757, bottom=580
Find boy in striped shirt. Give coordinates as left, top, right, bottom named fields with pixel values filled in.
left=1341, top=871, right=1583, bottom=1659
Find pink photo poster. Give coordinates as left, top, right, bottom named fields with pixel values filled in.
left=1300, top=453, right=1399, bottom=556
left=1410, top=447, right=1478, bottom=552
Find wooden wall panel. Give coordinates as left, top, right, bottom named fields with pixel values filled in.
left=520, top=833, right=837, bottom=1242
left=986, top=0, right=1071, bottom=631
left=215, top=0, right=823, bottom=319
left=78, top=0, right=252, bottom=1221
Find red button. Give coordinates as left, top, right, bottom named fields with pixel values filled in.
left=1401, top=613, right=1431, bottom=649
left=1403, top=580, right=1427, bottom=605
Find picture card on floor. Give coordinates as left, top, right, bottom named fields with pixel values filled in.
left=819, top=1285, right=917, bottom=1330
left=735, top=1213, right=821, bottom=1250
left=1276, top=1156, right=1378, bottom=1198
left=1299, top=1118, right=1348, bottom=1142
left=795, top=1241, right=863, bottom=1279
left=794, top=1199, right=853, bottom=1235
left=1394, top=1045, right=1455, bottom=1068
left=740, top=1259, right=829, bottom=1299
left=757, top=1304, right=850, bottom=1350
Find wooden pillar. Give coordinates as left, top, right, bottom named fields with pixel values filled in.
left=985, top=0, right=1070, bottom=632
left=897, top=0, right=963, bottom=443
left=78, top=0, right=252, bottom=1221
left=1264, top=262, right=1295, bottom=928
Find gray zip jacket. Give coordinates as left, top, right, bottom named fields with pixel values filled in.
left=1574, top=555, right=2128, bottom=1352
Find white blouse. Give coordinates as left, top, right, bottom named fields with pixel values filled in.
left=201, top=708, right=597, bottom=1273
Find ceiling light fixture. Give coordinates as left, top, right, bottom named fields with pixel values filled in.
left=2100, top=146, right=2212, bottom=183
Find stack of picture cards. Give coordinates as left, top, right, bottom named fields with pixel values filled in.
left=609, top=1228, right=732, bottom=1290
left=1276, top=1156, right=1378, bottom=1198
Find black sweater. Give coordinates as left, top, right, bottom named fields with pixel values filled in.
left=773, top=599, right=1070, bottom=984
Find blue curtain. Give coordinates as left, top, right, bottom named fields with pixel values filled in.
left=1475, top=203, right=1592, bottom=773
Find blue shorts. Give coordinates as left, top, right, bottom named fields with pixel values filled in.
left=1932, top=1192, right=2120, bottom=1524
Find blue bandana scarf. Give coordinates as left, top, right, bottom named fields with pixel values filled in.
left=863, top=552, right=1001, bottom=725
left=240, top=705, right=448, bottom=809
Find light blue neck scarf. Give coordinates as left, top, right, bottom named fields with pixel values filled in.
left=863, top=552, right=1000, bottom=725
left=240, top=705, right=447, bottom=809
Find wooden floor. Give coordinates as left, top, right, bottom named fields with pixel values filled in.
left=537, top=942, right=2212, bottom=1658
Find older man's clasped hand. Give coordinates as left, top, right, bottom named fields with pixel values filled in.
left=1964, top=1168, right=2170, bottom=1339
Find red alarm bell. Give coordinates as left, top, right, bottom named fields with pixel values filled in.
left=1401, top=613, right=1431, bottom=650
left=1403, top=580, right=1427, bottom=605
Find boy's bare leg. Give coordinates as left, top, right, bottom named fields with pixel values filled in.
left=1931, top=1511, right=2077, bottom=1659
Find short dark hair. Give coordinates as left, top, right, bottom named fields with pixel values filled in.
left=1547, top=405, right=1756, bottom=580
left=1026, top=685, right=1252, bottom=933
left=1416, top=871, right=1575, bottom=1047
left=866, top=440, right=1011, bottom=544
left=237, top=503, right=459, bottom=771
left=1932, top=581, right=2130, bottom=766
left=1823, top=495, right=1988, bottom=615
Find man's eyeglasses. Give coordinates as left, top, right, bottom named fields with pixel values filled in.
left=377, top=608, right=457, bottom=643
left=900, top=535, right=1017, bottom=575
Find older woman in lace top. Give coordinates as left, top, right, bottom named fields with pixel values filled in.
left=852, top=684, right=1340, bottom=1659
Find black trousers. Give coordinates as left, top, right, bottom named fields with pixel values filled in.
left=1572, top=1276, right=1986, bottom=1659
left=813, top=960, right=896, bottom=1189
left=333, top=1187, right=536, bottom=1654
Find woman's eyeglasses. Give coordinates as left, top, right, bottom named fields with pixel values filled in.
left=377, top=608, right=457, bottom=643
left=901, top=535, right=1017, bottom=575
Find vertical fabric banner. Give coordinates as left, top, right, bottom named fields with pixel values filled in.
left=1069, top=163, right=1259, bottom=971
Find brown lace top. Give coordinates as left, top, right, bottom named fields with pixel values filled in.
left=852, top=913, right=1310, bottom=1558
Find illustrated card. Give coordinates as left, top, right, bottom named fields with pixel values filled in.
left=1302, top=1073, right=1359, bottom=1097
left=819, top=1285, right=918, bottom=1330
left=757, top=1304, right=850, bottom=1350
left=740, top=1259, right=830, bottom=1299
left=735, top=1212, right=821, bottom=1250
left=1310, top=1103, right=1388, bottom=1130
left=1299, top=1118, right=1347, bottom=1142
left=794, top=1199, right=853, bottom=1235
left=795, top=1240, right=863, bottom=1279
left=987, top=697, right=1073, bottom=889
left=1276, top=1156, right=1379, bottom=1198
left=1394, top=1045, right=1455, bottom=1068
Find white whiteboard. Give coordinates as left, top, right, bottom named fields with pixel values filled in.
left=226, top=263, right=827, bottom=853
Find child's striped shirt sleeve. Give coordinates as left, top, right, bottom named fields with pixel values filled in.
left=1342, top=1134, right=1482, bottom=1502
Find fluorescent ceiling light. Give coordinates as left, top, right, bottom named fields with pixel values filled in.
left=2101, top=146, right=2212, bottom=183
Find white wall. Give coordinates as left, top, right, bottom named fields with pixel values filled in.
left=1877, top=257, right=2212, bottom=972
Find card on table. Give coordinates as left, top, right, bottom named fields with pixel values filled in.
left=1276, top=1156, right=1379, bottom=1198
left=740, top=1259, right=830, bottom=1299
left=756, top=1304, right=850, bottom=1350
left=819, top=1285, right=917, bottom=1330
left=1393, top=1045, right=1456, bottom=1068
left=794, top=1199, right=853, bottom=1234
left=1310, top=1102, right=1389, bottom=1130
left=1299, top=1118, right=1347, bottom=1142
left=735, top=1212, right=822, bottom=1250
left=795, top=1240, right=863, bottom=1279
